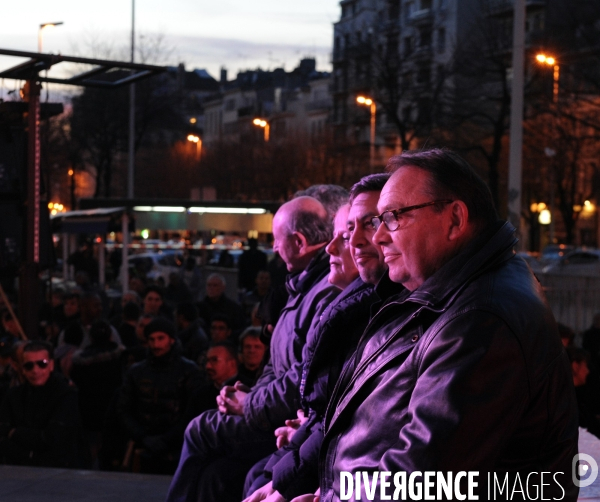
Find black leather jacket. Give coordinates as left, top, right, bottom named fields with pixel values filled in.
left=319, top=222, right=579, bottom=502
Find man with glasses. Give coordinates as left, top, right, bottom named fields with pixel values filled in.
left=0, top=341, right=81, bottom=467
left=318, top=149, right=578, bottom=501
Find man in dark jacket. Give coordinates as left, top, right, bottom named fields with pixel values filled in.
left=318, top=149, right=579, bottom=502
left=166, top=195, right=341, bottom=502
left=116, top=318, right=202, bottom=474
left=243, top=174, right=392, bottom=502
left=196, top=273, right=246, bottom=335
left=0, top=340, right=80, bottom=467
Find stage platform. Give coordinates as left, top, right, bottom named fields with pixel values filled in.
left=0, top=465, right=171, bottom=502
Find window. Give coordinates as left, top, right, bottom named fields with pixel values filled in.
left=419, top=27, right=432, bottom=47
left=225, top=98, right=236, bottom=111
left=417, top=65, right=431, bottom=84
left=437, top=27, right=446, bottom=53
left=404, top=1, right=414, bottom=22
left=404, top=36, right=414, bottom=57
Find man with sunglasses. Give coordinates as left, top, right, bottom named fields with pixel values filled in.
left=318, top=149, right=578, bottom=502
left=0, top=341, right=80, bottom=467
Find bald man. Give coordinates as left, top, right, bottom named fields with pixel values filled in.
left=167, top=195, right=341, bottom=502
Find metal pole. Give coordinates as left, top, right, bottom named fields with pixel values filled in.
left=98, top=235, right=106, bottom=290
left=62, top=232, right=69, bottom=282
left=127, top=0, right=135, bottom=199
left=507, top=0, right=526, bottom=236
left=370, top=103, right=376, bottom=172
left=20, top=80, right=42, bottom=339
left=121, top=212, right=129, bottom=292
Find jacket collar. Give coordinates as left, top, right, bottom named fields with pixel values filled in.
left=286, top=246, right=330, bottom=296
left=386, top=220, right=517, bottom=310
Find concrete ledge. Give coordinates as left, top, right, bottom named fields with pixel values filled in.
left=0, top=465, right=171, bottom=502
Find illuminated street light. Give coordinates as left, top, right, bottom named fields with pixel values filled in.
left=253, top=118, right=270, bottom=142
left=38, top=22, right=63, bottom=52
left=356, top=95, right=377, bottom=171
left=187, top=134, right=202, bottom=160
left=535, top=53, right=559, bottom=104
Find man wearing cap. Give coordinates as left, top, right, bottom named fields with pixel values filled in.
left=116, top=318, right=202, bottom=474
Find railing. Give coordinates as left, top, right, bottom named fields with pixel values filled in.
left=538, top=274, right=600, bottom=333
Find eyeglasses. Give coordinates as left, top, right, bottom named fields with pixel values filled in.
left=371, top=200, right=454, bottom=231
left=22, top=359, right=50, bottom=371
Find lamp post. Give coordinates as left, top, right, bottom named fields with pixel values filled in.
left=68, top=168, right=76, bottom=210
left=252, top=118, right=270, bottom=142
left=536, top=54, right=560, bottom=243
left=536, top=54, right=559, bottom=104
left=187, top=134, right=202, bottom=160
left=38, top=22, right=63, bottom=52
left=356, top=95, right=376, bottom=172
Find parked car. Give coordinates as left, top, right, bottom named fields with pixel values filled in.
left=516, top=251, right=543, bottom=274
left=542, top=248, right=600, bottom=276
left=128, top=251, right=184, bottom=282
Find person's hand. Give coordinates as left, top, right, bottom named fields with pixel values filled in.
left=290, top=489, right=320, bottom=502
left=242, top=481, right=277, bottom=502
left=217, top=381, right=249, bottom=415
left=274, top=409, right=308, bottom=448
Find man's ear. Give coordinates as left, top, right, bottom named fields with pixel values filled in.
left=49, top=359, right=55, bottom=372
left=291, top=231, right=309, bottom=254
left=447, top=200, right=470, bottom=241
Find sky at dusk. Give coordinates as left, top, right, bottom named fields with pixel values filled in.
left=0, top=0, right=339, bottom=94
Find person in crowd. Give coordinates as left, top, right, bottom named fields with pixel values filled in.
left=243, top=174, right=391, bottom=502
left=70, top=320, right=124, bottom=467
left=55, top=322, right=84, bottom=378
left=583, top=313, right=600, bottom=367
left=165, top=272, right=193, bottom=307
left=116, top=318, right=202, bottom=474
left=313, top=149, right=577, bottom=501
left=568, top=347, right=600, bottom=440
left=143, top=285, right=173, bottom=321
left=186, top=342, right=251, bottom=419
left=196, top=274, right=246, bottom=335
left=181, top=257, right=203, bottom=302
left=237, top=327, right=267, bottom=385
left=209, top=314, right=234, bottom=343
left=294, top=184, right=350, bottom=220
left=559, top=322, right=576, bottom=348
left=117, top=301, right=141, bottom=349
left=0, top=337, right=15, bottom=403
left=58, top=292, right=122, bottom=349
left=175, top=302, right=209, bottom=364
left=238, top=238, right=268, bottom=292
left=166, top=195, right=340, bottom=502
left=67, top=240, right=99, bottom=284
left=128, top=277, right=146, bottom=298
left=62, top=292, right=81, bottom=327
left=242, top=271, right=271, bottom=324
left=109, top=290, right=141, bottom=327
left=1, top=310, right=21, bottom=340
left=0, top=341, right=80, bottom=467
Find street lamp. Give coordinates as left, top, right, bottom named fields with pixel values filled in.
left=38, top=22, right=63, bottom=53
left=68, top=168, right=76, bottom=210
left=535, top=53, right=559, bottom=104
left=253, top=118, right=270, bottom=142
left=187, top=134, right=202, bottom=160
left=356, top=95, right=376, bottom=171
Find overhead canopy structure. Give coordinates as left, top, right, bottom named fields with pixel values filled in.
left=0, top=48, right=166, bottom=88
left=51, top=207, right=133, bottom=234
left=78, top=199, right=280, bottom=234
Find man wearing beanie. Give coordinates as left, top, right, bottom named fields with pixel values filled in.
left=115, top=318, right=202, bottom=474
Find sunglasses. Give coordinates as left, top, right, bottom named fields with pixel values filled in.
left=22, top=359, right=50, bottom=371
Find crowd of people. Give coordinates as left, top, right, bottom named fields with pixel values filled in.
left=0, top=252, right=269, bottom=473
left=0, top=148, right=593, bottom=502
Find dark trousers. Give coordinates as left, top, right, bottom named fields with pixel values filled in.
left=166, top=409, right=277, bottom=502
